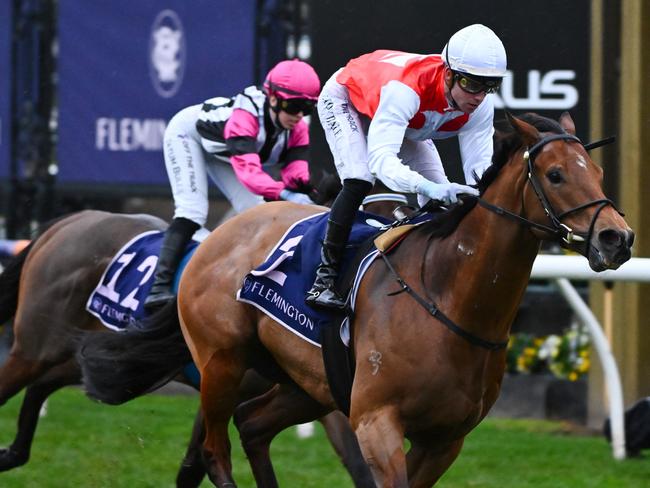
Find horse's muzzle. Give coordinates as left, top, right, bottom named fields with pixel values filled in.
left=588, top=228, right=635, bottom=271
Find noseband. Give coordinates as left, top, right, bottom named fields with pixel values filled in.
left=379, top=133, right=622, bottom=352
left=478, top=133, right=623, bottom=247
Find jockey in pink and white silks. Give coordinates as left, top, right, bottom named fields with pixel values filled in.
left=145, top=59, right=321, bottom=310
left=306, top=24, right=508, bottom=310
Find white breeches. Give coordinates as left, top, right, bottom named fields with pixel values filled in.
left=163, top=105, right=264, bottom=227
left=317, top=74, right=449, bottom=206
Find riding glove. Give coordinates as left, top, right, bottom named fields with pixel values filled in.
left=415, top=180, right=479, bottom=205
left=280, top=189, right=316, bottom=205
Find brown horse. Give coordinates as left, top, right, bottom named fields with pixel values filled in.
left=177, top=113, right=634, bottom=487
left=0, top=186, right=408, bottom=486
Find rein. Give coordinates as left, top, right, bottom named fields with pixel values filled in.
left=380, top=250, right=509, bottom=351
left=376, top=132, right=620, bottom=351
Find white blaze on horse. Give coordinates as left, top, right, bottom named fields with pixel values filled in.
left=177, top=113, right=633, bottom=487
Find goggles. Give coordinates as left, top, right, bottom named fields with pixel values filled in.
left=277, top=97, right=316, bottom=115
left=454, top=72, right=501, bottom=94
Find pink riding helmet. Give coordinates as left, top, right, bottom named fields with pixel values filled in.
left=263, top=59, right=321, bottom=100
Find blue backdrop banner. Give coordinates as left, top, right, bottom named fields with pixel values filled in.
left=57, top=0, right=255, bottom=186
left=0, top=1, right=12, bottom=180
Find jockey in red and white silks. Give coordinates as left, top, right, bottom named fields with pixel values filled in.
left=321, top=49, right=497, bottom=207
left=145, top=59, right=321, bottom=310
left=306, top=24, right=508, bottom=310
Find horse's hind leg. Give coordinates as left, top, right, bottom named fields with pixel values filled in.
left=175, top=408, right=206, bottom=488
left=233, top=383, right=330, bottom=488
left=200, top=349, right=247, bottom=487
left=0, top=359, right=80, bottom=471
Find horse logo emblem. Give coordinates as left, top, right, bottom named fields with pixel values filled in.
left=149, top=9, right=186, bottom=98
left=91, top=297, right=103, bottom=311
left=242, top=277, right=253, bottom=294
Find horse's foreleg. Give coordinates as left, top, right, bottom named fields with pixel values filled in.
left=234, top=383, right=330, bottom=488
left=175, top=408, right=206, bottom=488
left=0, top=360, right=79, bottom=471
left=200, top=349, right=246, bottom=487
left=405, top=438, right=464, bottom=488
left=354, top=405, right=408, bottom=487
left=319, top=411, right=374, bottom=488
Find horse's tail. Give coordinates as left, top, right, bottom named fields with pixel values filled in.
left=77, top=298, right=193, bottom=405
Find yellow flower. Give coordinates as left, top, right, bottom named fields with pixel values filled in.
left=523, top=347, right=536, bottom=357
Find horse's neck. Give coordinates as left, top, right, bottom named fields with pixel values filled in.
left=426, top=167, right=540, bottom=339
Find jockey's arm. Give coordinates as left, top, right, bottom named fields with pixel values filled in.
left=457, top=95, right=496, bottom=185
left=280, top=120, right=311, bottom=190
left=366, top=81, right=430, bottom=193
left=225, top=109, right=285, bottom=200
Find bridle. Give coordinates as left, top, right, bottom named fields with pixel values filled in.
left=379, top=133, right=621, bottom=351
left=476, top=133, right=622, bottom=247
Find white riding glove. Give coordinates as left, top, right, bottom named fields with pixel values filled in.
left=279, top=189, right=316, bottom=205
left=415, top=180, right=479, bottom=205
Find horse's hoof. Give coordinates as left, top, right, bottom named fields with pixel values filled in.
left=0, top=447, right=28, bottom=471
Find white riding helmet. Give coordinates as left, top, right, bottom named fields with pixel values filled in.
left=441, top=24, right=507, bottom=78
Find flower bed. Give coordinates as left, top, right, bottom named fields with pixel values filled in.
left=507, top=322, right=590, bottom=381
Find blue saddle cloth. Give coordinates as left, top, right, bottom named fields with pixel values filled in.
left=86, top=231, right=199, bottom=330
left=237, top=211, right=392, bottom=346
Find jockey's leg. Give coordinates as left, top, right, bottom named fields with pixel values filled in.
left=145, top=217, right=200, bottom=310
left=306, top=178, right=372, bottom=310
left=147, top=105, right=206, bottom=311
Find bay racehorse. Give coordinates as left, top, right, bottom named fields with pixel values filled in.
left=0, top=184, right=408, bottom=486
left=177, top=113, right=634, bottom=487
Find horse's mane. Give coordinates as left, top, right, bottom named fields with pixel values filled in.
left=416, top=112, right=568, bottom=239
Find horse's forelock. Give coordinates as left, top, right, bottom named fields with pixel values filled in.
left=480, top=113, right=567, bottom=190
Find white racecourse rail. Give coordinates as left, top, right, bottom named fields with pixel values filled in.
left=531, top=255, right=650, bottom=460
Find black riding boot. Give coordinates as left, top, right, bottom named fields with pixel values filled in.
left=306, top=178, right=372, bottom=310
left=144, top=217, right=200, bottom=311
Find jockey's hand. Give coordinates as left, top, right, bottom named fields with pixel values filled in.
left=416, top=181, right=479, bottom=206
left=280, top=189, right=316, bottom=205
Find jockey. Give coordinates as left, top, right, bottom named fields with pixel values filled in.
left=306, top=24, right=507, bottom=310
left=145, top=59, right=321, bottom=310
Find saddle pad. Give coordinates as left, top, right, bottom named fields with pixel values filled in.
left=86, top=231, right=199, bottom=331
left=237, top=211, right=391, bottom=346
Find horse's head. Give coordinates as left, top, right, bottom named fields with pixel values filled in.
left=506, top=112, right=634, bottom=271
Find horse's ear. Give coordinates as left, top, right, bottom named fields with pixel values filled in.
left=505, top=112, right=540, bottom=147
left=559, top=111, right=576, bottom=135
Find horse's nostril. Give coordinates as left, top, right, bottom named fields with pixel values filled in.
left=626, top=230, right=635, bottom=248
left=598, top=229, right=625, bottom=248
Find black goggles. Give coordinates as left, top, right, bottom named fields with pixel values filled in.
left=454, top=73, right=501, bottom=94
left=278, top=97, right=316, bottom=115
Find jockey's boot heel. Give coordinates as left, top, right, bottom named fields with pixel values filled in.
left=306, top=221, right=348, bottom=310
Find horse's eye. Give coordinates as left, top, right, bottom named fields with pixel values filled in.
left=546, top=169, right=564, bottom=184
